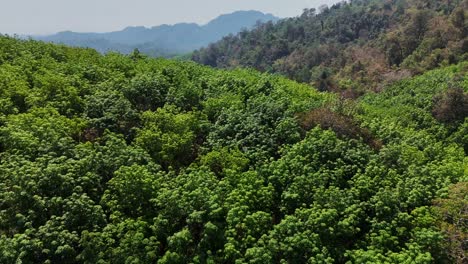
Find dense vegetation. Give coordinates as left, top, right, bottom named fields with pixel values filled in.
left=35, top=11, right=278, bottom=58
left=193, top=0, right=468, bottom=97
left=0, top=36, right=466, bottom=263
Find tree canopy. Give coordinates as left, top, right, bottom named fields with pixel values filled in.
left=0, top=35, right=466, bottom=263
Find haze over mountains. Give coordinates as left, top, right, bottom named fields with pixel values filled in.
left=35, top=10, right=279, bottom=57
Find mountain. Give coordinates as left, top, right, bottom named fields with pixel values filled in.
left=193, top=0, right=468, bottom=96
left=35, top=10, right=279, bottom=57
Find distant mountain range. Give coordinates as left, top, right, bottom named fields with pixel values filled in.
left=34, top=10, right=279, bottom=57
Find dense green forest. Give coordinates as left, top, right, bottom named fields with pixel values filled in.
left=193, top=0, right=468, bottom=97
left=0, top=34, right=467, bottom=263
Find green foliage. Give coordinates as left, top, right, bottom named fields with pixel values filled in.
left=0, top=36, right=465, bottom=263
left=199, top=147, right=249, bottom=177
left=135, top=105, right=207, bottom=169
left=84, top=89, right=139, bottom=136
left=123, top=72, right=169, bottom=111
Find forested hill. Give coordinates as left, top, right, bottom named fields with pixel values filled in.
left=34, top=10, right=279, bottom=57
left=193, top=0, right=468, bottom=96
left=0, top=36, right=467, bottom=263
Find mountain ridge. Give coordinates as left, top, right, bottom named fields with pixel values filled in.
left=193, top=0, right=468, bottom=96
left=35, top=10, right=279, bottom=57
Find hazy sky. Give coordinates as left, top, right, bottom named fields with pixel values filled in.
left=0, top=0, right=340, bottom=35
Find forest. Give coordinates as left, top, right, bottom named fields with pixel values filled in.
left=0, top=0, right=468, bottom=263
left=193, top=0, right=468, bottom=97
left=0, top=30, right=466, bottom=263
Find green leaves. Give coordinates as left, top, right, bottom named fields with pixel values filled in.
left=0, top=107, right=86, bottom=157
left=0, top=36, right=465, bottom=263
left=123, top=73, right=169, bottom=111
left=84, top=89, right=138, bottom=136
left=135, top=105, right=207, bottom=169
left=102, top=165, right=163, bottom=218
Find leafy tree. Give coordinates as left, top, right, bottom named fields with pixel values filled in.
left=135, top=105, right=207, bottom=169
left=432, top=87, right=468, bottom=124
left=84, top=89, right=139, bottom=137
left=123, top=72, right=169, bottom=111
left=433, top=182, right=468, bottom=263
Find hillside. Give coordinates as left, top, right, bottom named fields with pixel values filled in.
left=193, top=0, right=468, bottom=96
left=0, top=36, right=466, bottom=263
left=35, top=11, right=279, bottom=57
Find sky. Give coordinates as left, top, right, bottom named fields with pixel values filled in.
left=0, top=0, right=341, bottom=35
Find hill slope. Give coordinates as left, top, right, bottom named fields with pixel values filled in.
left=35, top=10, right=279, bottom=57
left=0, top=36, right=466, bottom=263
left=193, top=0, right=468, bottom=96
